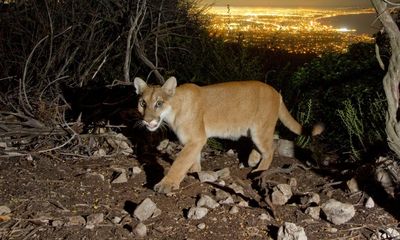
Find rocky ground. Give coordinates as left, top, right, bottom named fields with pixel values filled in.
left=0, top=138, right=399, bottom=239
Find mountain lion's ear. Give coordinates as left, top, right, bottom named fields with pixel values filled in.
left=134, top=77, right=147, bottom=95
left=162, top=77, right=177, bottom=96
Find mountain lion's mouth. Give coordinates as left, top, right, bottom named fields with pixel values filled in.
left=144, top=119, right=161, bottom=132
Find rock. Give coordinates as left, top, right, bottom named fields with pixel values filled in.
left=229, top=206, right=239, bottom=214
left=131, top=166, right=142, bottom=175
left=93, top=148, right=107, bottom=157
left=219, top=195, right=235, bottom=205
left=197, top=195, right=220, bottom=209
left=216, top=167, right=230, bottom=179
left=259, top=213, right=272, bottom=221
left=346, top=178, right=359, bottom=193
left=226, top=149, right=235, bottom=157
left=217, top=180, right=226, bottom=186
left=51, top=220, right=64, bottom=227
left=307, top=193, right=320, bottom=205
left=277, top=222, right=307, bottom=240
left=106, top=133, right=133, bottom=155
left=157, top=139, right=169, bottom=151
left=134, top=222, right=147, bottom=238
left=228, top=183, right=244, bottom=195
left=215, top=189, right=230, bottom=200
left=187, top=207, right=208, bottom=220
left=197, top=223, right=206, bottom=230
left=111, top=168, right=128, bottom=184
left=0, top=206, right=11, bottom=215
left=277, top=139, right=295, bottom=158
left=325, top=227, right=338, bottom=233
left=305, top=206, right=320, bottom=220
left=112, top=216, right=122, bottom=224
left=370, top=227, right=400, bottom=240
left=134, top=198, right=160, bottom=222
left=197, top=171, right=218, bottom=183
left=237, top=200, right=249, bottom=208
left=364, top=197, right=375, bottom=209
left=271, top=184, right=293, bottom=206
left=86, top=213, right=104, bottom=228
left=321, top=199, right=355, bottom=225
left=66, top=216, right=86, bottom=226
left=301, top=193, right=320, bottom=205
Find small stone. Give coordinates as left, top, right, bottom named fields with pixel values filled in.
left=215, top=189, right=233, bottom=201
left=152, top=208, right=162, bottom=218
left=321, top=199, right=355, bottom=225
left=277, top=222, right=307, bottom=240
left=131, top=166, right=142, bottom=175
left=325, top=227, right=338, bottom=233
left=197, top=223, right=206, bottom=230
left=87, top=172, right=105, bottom=181
left=271, top=184, right=293, bottom=206
left=237, top=201, right=249, bottom=208
left=197, top=195, right=220, bottom=209
left=51, top=220, right=64, bottom=227
left=259, top=213, right=271, bottom=221
left=66, top=216, right=86, bottom=226
left=187, top=207, right=208, bottom=220
left=346, top=178, right=359, bottom=193
left=308, top=193, right=320, bottom=205
left=239, top=163, right=245, bottom=169
left=134, top=198, right=159, bottom=222
left=157, top=139, right=169, bottom=151
left=216, top=167, right=230, bottom=179
left=86, top=213, right=104, bottom=226
left=305, top=206, right=320, bottom=220
left=248, top=150, right=261, bottom=167
left=375, top=228, right=400, bottom=239
left=217, top=180, right=226, bottom=186
left=0, top=206, right=11, bottom=215
left=93, top=148, right=107, bottom=157
left=112, top=216, right=122, bottom=224
left=111, top=168, right=128, bottom=184
left=134, top=222, right=147, bottom=238
left=226, top=149, right=235, bottom=157
left=364, top=197, right=375, bottom=209
left=219, top=196, right=235, bottom=205
left=197, top=171, right=218, bottom=183
left=229, top=206, right=239, bottom=214
left=228, top=183, right=244, bottom=195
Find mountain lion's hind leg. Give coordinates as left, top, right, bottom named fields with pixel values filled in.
left=251, top=126, right=276, bottom=172
left=188, top=153, right=201, bottom=173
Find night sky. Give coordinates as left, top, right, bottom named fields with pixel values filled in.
left=202, top=0, right=372, bottom=8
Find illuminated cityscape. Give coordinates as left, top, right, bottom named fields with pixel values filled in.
left=206, top=7, right=375, bottom=54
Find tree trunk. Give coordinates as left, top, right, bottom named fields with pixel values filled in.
left=372, top=0, right=400, bottom=158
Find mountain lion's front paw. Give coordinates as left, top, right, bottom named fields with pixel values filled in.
left=154, top=178, right=179, bottom=194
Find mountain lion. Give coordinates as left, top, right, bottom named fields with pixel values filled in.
left=134, top=77, right=323, bottom=194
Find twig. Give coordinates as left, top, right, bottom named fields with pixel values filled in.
left=21, top=35, right=49, bottom=114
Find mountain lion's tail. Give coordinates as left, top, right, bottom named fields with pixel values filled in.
left=278, top=96, right=324, bottom=137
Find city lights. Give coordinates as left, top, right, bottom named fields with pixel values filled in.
left=205, top=6, right=374, bottom=54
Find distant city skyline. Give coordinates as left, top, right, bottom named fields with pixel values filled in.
left=201, top=0, right=372, bottom=8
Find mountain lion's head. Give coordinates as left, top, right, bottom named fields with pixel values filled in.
left=134, top=77, right=176, bottom=131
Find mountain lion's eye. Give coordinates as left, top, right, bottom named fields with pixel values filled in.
left=155, top=101, right=163, bottom=108
left=139, top=99, right=146, bottom=108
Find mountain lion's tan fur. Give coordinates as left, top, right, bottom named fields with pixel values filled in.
left=134, top=77, right=323, bottom=193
